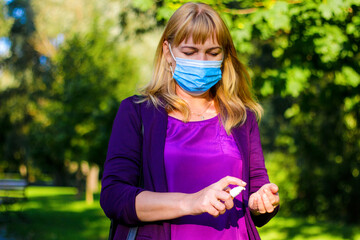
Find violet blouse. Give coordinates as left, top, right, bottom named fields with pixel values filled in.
left=164, top=115, right=249, bottom=240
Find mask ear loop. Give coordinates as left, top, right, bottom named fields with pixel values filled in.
left=168, top=43, right=176, bottom=62
left=167, top=43, right=176, bottom=77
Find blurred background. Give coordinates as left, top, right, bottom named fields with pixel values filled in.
left=0, top=0, right=359, bottom=239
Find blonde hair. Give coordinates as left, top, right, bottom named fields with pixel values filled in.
left=140, top=2, right=262, bottom=134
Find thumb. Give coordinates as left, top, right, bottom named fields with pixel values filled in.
left=248, top=194, right=254, bottom=208
left=269, top=183, right=279, bottom=194
left=216, top=176, right=246, bottom=190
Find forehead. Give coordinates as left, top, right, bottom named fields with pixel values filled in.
left=179, top=36, right=220, bottom=48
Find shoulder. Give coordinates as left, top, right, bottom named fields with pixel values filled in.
left=246, top=109, right=256, bottom=121
left=114, top=96, right=144, bottom=123
left=231, top=109, right=257, bottom=136
left=244, top=108, right=258, bottom=127
left=120, top=95, right=143, bottom=106
left=233, top=109, right=259, bottom=135
left=231, top=109, right=257, bottom=132
left=119, top=95, right=148, bottom=112
left=119, top=95, right=167, bottom=120
left=122, top=95, right=163, bottom=108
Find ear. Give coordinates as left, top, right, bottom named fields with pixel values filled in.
left=163, top=40, right=173, bottom=64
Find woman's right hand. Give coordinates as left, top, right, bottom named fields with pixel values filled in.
left=184, top=176, right=247, bottom=217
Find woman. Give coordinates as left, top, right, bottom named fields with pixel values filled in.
left=101, top=2, right=279, bottom=240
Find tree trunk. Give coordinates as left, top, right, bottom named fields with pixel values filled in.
left=85, top=164, right=99, bottom=204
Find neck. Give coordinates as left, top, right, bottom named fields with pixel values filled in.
left=176, top=85, right=211, bottom=107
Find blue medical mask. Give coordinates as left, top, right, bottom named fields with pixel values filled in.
left=169, top=43, right=223, bottom=95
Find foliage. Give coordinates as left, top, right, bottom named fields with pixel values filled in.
left=0, top=0, right=139, bottom=185
left=28, top=23, right=139, bottom=185
left=264, top=151, right=299, bottom=216
left=0, top=0, right=45, bottom=179
left=0, top=1, right=14, bottom=38
left=246, top=1, right=360, bottom=223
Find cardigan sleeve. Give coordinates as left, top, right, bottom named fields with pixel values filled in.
left=100, top=96, right=145, bottom=225
left=247, top=111, right=279, bottom=227
left=248, top=111, right=270, bottom=193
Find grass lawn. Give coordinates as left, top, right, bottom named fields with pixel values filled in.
left=0, top=186, right=359, bottom=240
left=1, top=186, right=109, bottom=240
left=258, top=215, right=360, bottom=240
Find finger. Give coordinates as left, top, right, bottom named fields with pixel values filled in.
left=262, top=193, right=274, bottom=213
left=257, top=193, right=266, bottom=214
left=206, top=205, right=220, bottom=217
left=249, top=195, right=260, bottom=216
left=223, top=198, right=234, bottom=210
left=250, top=194, right=258, bottom=212
left=273, top=194, right=280, bottom=207
left=266, top=184, right=280, bottom=207
left=248, top=194, right=254, bottom=209
left=216, top=176, right=247, bottom=189
left=222, top=194, right=234, bottom=210
left=264, top=188, right=276, bottom=205
left=210, top=199, right=226, bottom=215
left=269, top=183, right=279, bottom=194
left=216, top=190, right=231, bottom=201
left=215, top=191, right=233, bottom=210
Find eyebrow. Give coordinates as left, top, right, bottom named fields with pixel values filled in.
left=180, top=46, right=222, bottom=51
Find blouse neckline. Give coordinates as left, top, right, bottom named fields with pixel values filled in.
left=167, top=114, right=220, bottom=124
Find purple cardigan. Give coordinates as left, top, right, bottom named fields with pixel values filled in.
left=100, top=96, right=278, bottom=240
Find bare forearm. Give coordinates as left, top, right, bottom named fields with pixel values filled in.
left=135, top=191, right=191, bottom=222
left=135, top=176, right=247, bottom=222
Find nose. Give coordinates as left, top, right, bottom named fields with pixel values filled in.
left=198, top=53, right=207, bottom=61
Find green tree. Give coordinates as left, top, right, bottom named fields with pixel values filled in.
left=0, top=0, right=139, bottom=195
left=28, top=22, right=139, bottom=202
left=0, top=0, right=48, bottom=180
left=245, top=1, right=360, bottom=223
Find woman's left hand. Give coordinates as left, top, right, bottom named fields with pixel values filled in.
left=248, top=183, right=279, bottom=216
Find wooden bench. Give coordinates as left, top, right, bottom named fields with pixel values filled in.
left=0, top=179, right=28, bottom=207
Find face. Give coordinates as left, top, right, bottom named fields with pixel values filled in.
left=164, top=36, right=224, bottom=68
